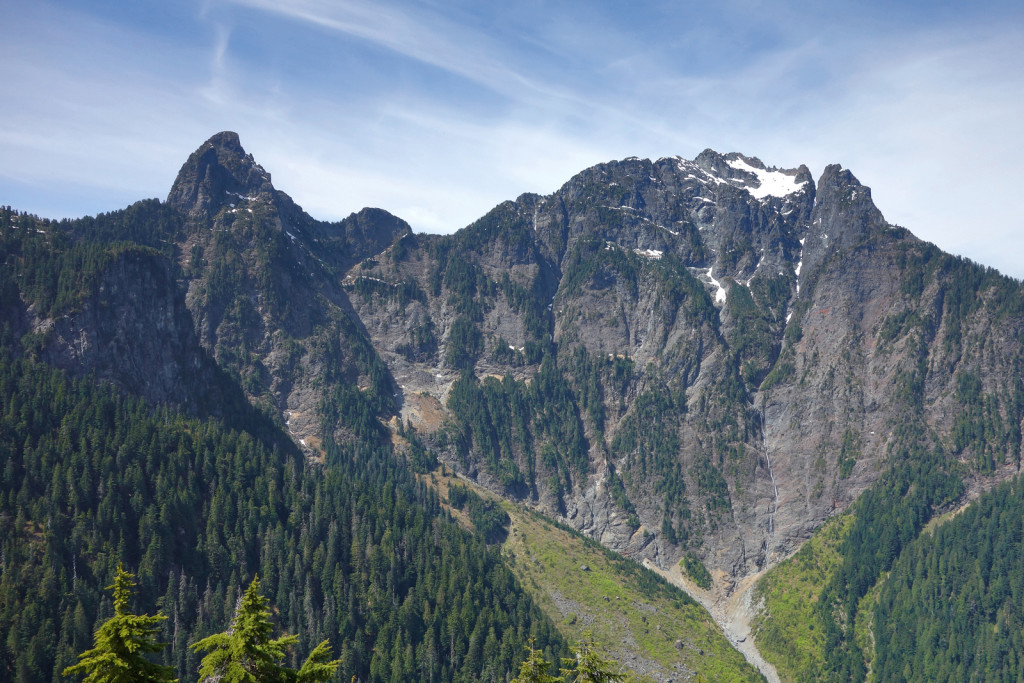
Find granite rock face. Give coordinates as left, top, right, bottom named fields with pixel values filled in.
left=14, top=133, right=1024, bottom=595
left=166, top=131, right=276, bottom=220
left=165, top=133, right=411, bottom=451
left=10, top=132, right=409, bottom=452
left=342, top=150, right=1024, bottom=589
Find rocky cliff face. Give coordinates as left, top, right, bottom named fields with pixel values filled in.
left=22, top=246, right=227, bottom=412
left=8, top=134, right=1021, bottom=596
left=342, top=149, right=1024, bottom=590
left=3, top=133, right=410, bottom=454
left=166, top=131, right=277, bottom=221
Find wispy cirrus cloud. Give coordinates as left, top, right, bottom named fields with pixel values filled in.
left=1, top=0, right=1022, bottom=276
left=221, top=0, right=572, bottom=107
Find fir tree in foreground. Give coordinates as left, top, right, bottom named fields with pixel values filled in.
left=62, top=564, right=177, bottom=683
left=513, top=632, right=627, bottom=683
left=560, top=633, right=627, bottom=683
left=512, top=637, right=564, bottom=683
left=191, top=575, right=340, bottom=683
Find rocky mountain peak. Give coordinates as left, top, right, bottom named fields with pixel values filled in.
left=166, top=131, right=275, bottom=218
left=693, top=148, right=731, bottom=174
left=340, top=207, right=412, bottom=251
left=693, top=150, right=812, bottom=203
left=813, top=163, right=883, bottom=223
left=796, top=164, right=890, bottom=286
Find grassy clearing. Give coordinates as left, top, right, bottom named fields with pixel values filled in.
left=422, top=468, right=763, bottom=681
left=750, top=514, right=853, bottom=682
left=502, top=504, right=764, bottom=682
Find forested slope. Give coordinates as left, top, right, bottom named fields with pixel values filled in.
left=872, top=476, right=1024, bottom=680
left=0, top=207, right=565, bottom=682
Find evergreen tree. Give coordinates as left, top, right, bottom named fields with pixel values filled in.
left=292, top=641, right=342, bottom=683
left=511, top=637, right=563, bottom=683
left=560, top=633, right=625, bottom=683
left=62, top=564, right=177, bottom=683
left=191, top=576, right=339, bottom=683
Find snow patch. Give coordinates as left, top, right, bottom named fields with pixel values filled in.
left=679, top=161, right=726, bottom=185
left=795, top=238, right=805, bottom=294
left=634, top=248, right=663, bottom=260
left=749, top=256, right=764, bottom=282
left=707, top=267, right=727, bottom=304
left=725, top=158, right=807, bottom=200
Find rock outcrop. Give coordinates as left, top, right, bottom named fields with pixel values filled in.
left=31, top=246, right=217, bottom=410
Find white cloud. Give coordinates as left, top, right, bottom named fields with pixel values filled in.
left=221, top=0, right=572, bottom=107
left=1, top=1, right=1022, bottom=279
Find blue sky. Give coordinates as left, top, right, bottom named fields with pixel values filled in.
left=2, top=0, right=1023, bottom=278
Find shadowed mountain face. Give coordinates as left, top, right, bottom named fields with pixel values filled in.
left=12, top=132, right=1024, bottom=590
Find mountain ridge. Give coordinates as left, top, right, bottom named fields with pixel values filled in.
left=4, top=130, right=1023, bottom=681
left=333, top=130, right=1023, bottom=598
left=26, top=131, right=1023, bottom=583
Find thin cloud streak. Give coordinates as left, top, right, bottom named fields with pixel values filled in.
left=1, top=1, right=1022, bottom=278
left=222, top=0, right=584, bottom=110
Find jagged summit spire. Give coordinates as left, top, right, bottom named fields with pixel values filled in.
left=166, top=131, right=274, bottom=218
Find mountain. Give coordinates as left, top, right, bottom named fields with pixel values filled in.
left=344, top=148, right=1023, bottom=577
left=0, top=137, right=569, bottom=682
left=2, top=131, right=1023, bottom=682
left=164, top=131, right=412, bottom=450
left=336, top=143, right=1024, bottom=679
